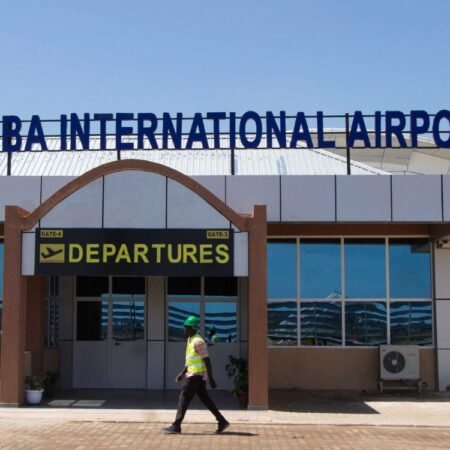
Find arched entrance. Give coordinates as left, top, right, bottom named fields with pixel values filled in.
left=0, top=160, right=268, bottom=409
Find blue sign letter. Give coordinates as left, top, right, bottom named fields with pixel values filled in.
left=94, top=113, right=113, bottom=149
left=290, top=112, right=313, bottom=148
left=239, top=111, right=262, bottom=148
left=206, top=112, right=226, bottom=148
left=186, top=113, right=209, bottom=149
left=116, top=113, right=134, bottom=150
left=348, top=111, right=371, bottom=148
left=162, top=113, right=182, bottom=149
left=70, top=113, right=91, bottom=150
left=137, top=113, right=159, bottom=149
left=432, top=110, right=450, bottom=148
left=385, top=111, right=407, bottom=148
left=410, top=110, right=430, bottom=147
left=2, top=115, right=22, bottom=152
left=267, top=111, right=286, bottom=148
left=317, top=112, right=335, bottom=148
left=25, top=115, right=47, bottom=150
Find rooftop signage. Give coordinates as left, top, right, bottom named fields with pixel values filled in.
left=1, top=110, right=450, bottom=151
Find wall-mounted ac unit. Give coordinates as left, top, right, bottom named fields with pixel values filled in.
left=379, top=345, right=420, bottom=380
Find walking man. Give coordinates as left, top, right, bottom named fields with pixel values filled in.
left=163, top=315, right=230, bottom=434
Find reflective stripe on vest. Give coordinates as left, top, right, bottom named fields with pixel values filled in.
left=186, top=334, right=206, bottom=373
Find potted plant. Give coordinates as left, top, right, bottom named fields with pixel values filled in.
left=24, top=374, right=45, bottom=405
left=225, top=355, right=248, bottom=409
left=43, top=370, right=59, bottom=398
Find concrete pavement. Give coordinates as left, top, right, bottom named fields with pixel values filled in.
left=1, top=390, right=450, bottom=449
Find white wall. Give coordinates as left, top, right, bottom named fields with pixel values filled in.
left=5, top=174, right=450, bottom=228
left=19, top=171, right=248, bottom=277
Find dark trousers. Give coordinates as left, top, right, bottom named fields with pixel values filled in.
left=173, top=375, right=226, bottom=427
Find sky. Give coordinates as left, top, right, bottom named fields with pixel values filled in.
left=1, top=0, right=450, bottom=119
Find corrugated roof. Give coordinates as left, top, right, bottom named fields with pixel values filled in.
left=0, top=137, right=387, bottom=176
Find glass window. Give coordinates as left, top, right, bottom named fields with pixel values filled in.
left=345, top=239, right=386, bottom=298
left=205, top=302, right=237, bottom=343
left=204, top=277, right=238, bottom=297
left=390, top=302, right=432, bottom=345
left=389, top=239, right=431, bottom=298
left=168, top=301, right=200, bottom=341
left=345, top=302, right=387, bottom=346
left=168, top=277, right=201, bottom=297
left=300, top=239, right=341, bottom=298
left=112, top=300, right=145, bottom=341
left=300, top=302, right=342, bottom=346
left=268, top=302, right=297, bottom=346
left=76, top=301, right=108, bottom=340
left=112, top=277, right=145, bottom=297
left=76, top=277, right=109, bottom=297
left=268, top=239, right=297, bottom=298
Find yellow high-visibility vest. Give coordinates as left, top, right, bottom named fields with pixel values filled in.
left=186, top=333, right=207, bottom=373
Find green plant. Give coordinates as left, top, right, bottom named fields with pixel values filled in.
left=43, top=370, right=59, bottom=397
left=225, top=356, right=248, bottom=395
left=25, top=374, right=45, bottom=390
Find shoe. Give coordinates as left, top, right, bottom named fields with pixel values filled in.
left=163, top=425, right=181, bottom=434
left=215, top=420, right=230, bottom=434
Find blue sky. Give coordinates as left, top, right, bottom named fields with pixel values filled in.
left=1, top=0, right=450, bottom=118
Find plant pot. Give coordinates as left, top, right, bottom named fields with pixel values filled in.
left=25, top=389, right=44, bottom=405
left=236, top=391, right=248, bottom=409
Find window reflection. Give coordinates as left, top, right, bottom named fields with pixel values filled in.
left=205, top=302, right=237, bottom=343
left=389, top=239, right=431, bottom=299
left=268, top=302, right=297, bottom=346
left=345, top=302, right=387, bottom=346
left=345, top=239, right=386, bottom=299
left=77, top=301, right=108, bottom=341
left=390, top=302, right=432, bottom=345
left=112, top=301, right=145, bottom=341
left=168, top=302, right=200, bottom=341
left=301, top=302, right=342, bottom=346
left=300, top=239, right=341, bottom=298
left=268, top=240, right=297, bottom=298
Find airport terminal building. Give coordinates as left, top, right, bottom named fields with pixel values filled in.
left=1, top=111, right=450, bottom=408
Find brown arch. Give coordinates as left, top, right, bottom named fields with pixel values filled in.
left=21, top=159, right=250, bottom=231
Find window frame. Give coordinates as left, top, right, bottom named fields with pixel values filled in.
left=267, top=235, right=433, bottom=349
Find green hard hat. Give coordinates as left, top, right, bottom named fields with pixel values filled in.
left=184, top=315, right=200, bottom=328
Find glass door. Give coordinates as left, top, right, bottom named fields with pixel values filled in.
left=73, top=276, right=147, bottom=389
left=110, top=277, right=146, bottom=388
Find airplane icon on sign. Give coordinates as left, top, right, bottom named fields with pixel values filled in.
left=39, top=244, right=65, bottom=263
left=41, top=247, right=63, bottom=259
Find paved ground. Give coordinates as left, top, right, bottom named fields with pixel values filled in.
left=2, top=422, right=450, bottom=450
left=1, top=390, right=450, bottom=449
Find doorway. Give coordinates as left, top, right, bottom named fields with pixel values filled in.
left=73, top=276, right=146, bottom=389
left=165, top=277, right=240, bottom=390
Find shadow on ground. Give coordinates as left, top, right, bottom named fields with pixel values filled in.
left=269, top=389, right=450, bottom=414
left=31, top=388, right=450, bottom=415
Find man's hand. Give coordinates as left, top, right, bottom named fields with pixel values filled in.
left=209, top=377, right=217, bottom=389
left=175, top=373, right=185, bottom=383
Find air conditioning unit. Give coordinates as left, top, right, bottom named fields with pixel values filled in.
left=379, top=345, right=420, bottom=380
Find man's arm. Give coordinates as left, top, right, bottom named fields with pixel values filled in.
left=203, top=357, right=217, bottom=389
left=176, top=366, right=188, bottom=382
